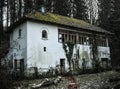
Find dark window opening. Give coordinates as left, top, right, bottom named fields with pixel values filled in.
left=60, top=58, right=65, bottom=74
left=19, top=29, right=22, bottom=38
left=14, top=60, right=17, bottom=71
left=44, top=47, right=46, bottom=52
left=42, top=30, right=47, bottom=39
left=58, top=29, right=94, bottom=45
left=62, top=34, right=65, bottom=42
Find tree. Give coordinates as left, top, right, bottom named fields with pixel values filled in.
left=24, top=0, right=34, bottom=15
left=35, top=0, right=44, bottom=11
left=85, top=0, right=99, bottom=25
left=45, top=0, right=55, bottom=12
left=67, top=0, right=76, bottom=17
left=111, top=0, right=120, bottom=19
left=53, top=0, right=70, bottom=16
left=0, top=0, right=4, bottom=44
left=97, top=0, right=120, bottom=67
left=63, top=42, right=74, bottom=71
left=74, top=0, right=88, bottom=21
left=97, top=0, right=113, bottom=27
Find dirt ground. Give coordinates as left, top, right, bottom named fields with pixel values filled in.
left=14, top=70, right=120, bottom=89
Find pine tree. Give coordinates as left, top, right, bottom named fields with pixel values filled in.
left=85, top=0, right=99, bottom=24
left=98, top=0, right=120, bottom=66
left=97, top=0, right=113, bottom=27
left=35, top=0, right=44, bottom=11
left=110, top=0, right=120, bottom=66
left=45, top=0, right=54, bottom=12
left=53, top=0, right=70, bottom=16
left=74, top=0, right=88, bottom=21
left=24, top=0, right=34, bottom=15
left=111, top=0, right=120, bottom=19
left=0, top=0, right=4, bottom=44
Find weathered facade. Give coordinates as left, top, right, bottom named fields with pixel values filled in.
left=6, top=12, right=112, bottom=76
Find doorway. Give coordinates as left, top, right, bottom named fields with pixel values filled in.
left=101, top=58, right=108, bottom=69
left=60, top=58, right=65, bottom=74
left=14, top=59, right=24, bottom=78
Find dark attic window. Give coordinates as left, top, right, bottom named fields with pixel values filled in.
left=42, top=30, right=47, bottom=39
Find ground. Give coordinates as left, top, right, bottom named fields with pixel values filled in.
left=14, top=70, right=120, bottom=89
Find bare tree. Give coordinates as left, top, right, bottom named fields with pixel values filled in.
left=85, top=0, right=99, bottom=25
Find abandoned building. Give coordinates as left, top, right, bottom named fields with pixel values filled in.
left=6, top=11, right=112, bottom=76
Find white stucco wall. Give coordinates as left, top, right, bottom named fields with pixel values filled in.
left=98, top=46, right=110, bottom=60
left=7, top=22, right=27, bottom=69
left=27, top=21, right=68, bottom=71
left=17, top=21, right=110, bottom=70
left=6, top=20, right=111, bottom=74
left=72, top=44, right=93, bottom=68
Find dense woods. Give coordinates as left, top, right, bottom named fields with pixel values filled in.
left=0, top=0, right=120, bottom=88
left=0, top=0, right=120, bottom=67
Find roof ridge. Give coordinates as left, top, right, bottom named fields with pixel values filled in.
left=8, top=11, right=112, bottom=35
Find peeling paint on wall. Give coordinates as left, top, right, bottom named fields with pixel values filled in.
left=6, top=21, right=111, bottom=76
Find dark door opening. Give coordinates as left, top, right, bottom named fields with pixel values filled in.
left=60, top=58, right=65, bottom=74
left=20, top=59, right=24, bottom=77
left=14, top=59, right=24, bottom=78
left=101, top=58, right=108, bottom=68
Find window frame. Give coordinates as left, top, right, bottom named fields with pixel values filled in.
left=42, top=30, right=48, bottom=40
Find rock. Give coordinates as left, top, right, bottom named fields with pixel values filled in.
left=53, top=76, right=62, bottom=84
left=31, top=78, right=49, bottom=88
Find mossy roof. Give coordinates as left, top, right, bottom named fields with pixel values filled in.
left=26, top=12, right=111, bottom=34
left=8, top=11, right=112, bottom=34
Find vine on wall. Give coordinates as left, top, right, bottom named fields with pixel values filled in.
left=62, top=42, right=75, bottom=71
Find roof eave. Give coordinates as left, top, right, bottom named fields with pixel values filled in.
left=26, top=17, right=112, bottom=35
left=6, top=16, right=112, bottom=35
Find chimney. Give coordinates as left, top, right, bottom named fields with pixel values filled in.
left=40, top=0, right=46, bottom=13
left=41, top=5, right=45, bottom=13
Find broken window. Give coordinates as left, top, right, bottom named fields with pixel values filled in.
left=58, top=29, right=92, bottom=45
left=89, top=37, right=93, bottom=45
left=97, top=36, right=108, bottom=47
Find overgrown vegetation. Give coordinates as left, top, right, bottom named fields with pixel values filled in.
left=0, top=1, right=120, bottom=88
left=62, top=42, right=74, bottom=71
left=0, top=65, right=13, bottom=89
left=1, top=0, right=120, bottom=67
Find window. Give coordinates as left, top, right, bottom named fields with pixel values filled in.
left=58, top=29, right=91, bottom=44
left=42, top=30, right=47, bottom=39
left=44, top=47, right=46, bottom=52
left=58, top=34, right=62, bottom=42
left=18, top=29, right=22, bottom=38
left=97, top=37, right=107, bottom=47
